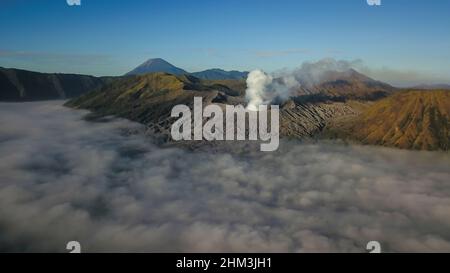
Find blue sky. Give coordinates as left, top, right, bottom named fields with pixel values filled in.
left=0, top=0, right=449, bottom=86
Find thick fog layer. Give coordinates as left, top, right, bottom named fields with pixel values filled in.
left=0, top=101, right=450, bottom=252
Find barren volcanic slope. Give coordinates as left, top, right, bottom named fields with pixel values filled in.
left=66, top=71, right=449, bottom=151
left=332, top=90, right=450, bottom=150
left=66, top=71, right=374, bottom=141
left=280, top=99, right=369, bottom=138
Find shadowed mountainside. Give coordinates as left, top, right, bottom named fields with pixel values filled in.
left=0, top=67, right=115, bottom=101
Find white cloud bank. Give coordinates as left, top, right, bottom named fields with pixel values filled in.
left=0, top=101, right=450, bottom=252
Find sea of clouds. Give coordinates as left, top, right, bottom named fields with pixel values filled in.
left=0, top=101, right=450, bottom=252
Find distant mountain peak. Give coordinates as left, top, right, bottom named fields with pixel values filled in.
left=126, top=58, right=249, bottom=80
left=140, top=58, right=170, bottom=66
left=191, top=69, right=249, bottom=80
left=125, top=58, right=188, bottom=76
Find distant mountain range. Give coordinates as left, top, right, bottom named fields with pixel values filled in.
left=411, top=84, right=450, bottom=90
left=191, top=69, right=248, bottom=80
left=126, top=58, right=395, bottom=98
left=0, top=67, right=116, bottom=101
left=125, top=58, right=249, bottom=80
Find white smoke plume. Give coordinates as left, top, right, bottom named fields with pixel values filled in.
left=245, top=70, right=273, bottom=111
left=245, top=70, right=299, bottom=110
left=245, top=58, right=363, bottom=109
left=288, top=58, right=362, bottom=86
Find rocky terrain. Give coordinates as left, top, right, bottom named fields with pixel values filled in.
left=66, top=70, right=450, bottom=151
left=280, top=99, right=369, bottom=138
left=67, top=72, right=348, bottom=138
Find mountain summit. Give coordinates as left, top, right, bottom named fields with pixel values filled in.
left=126, top=58, right=249, bottom=80
left=126, top=58, right=188, bottom=76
